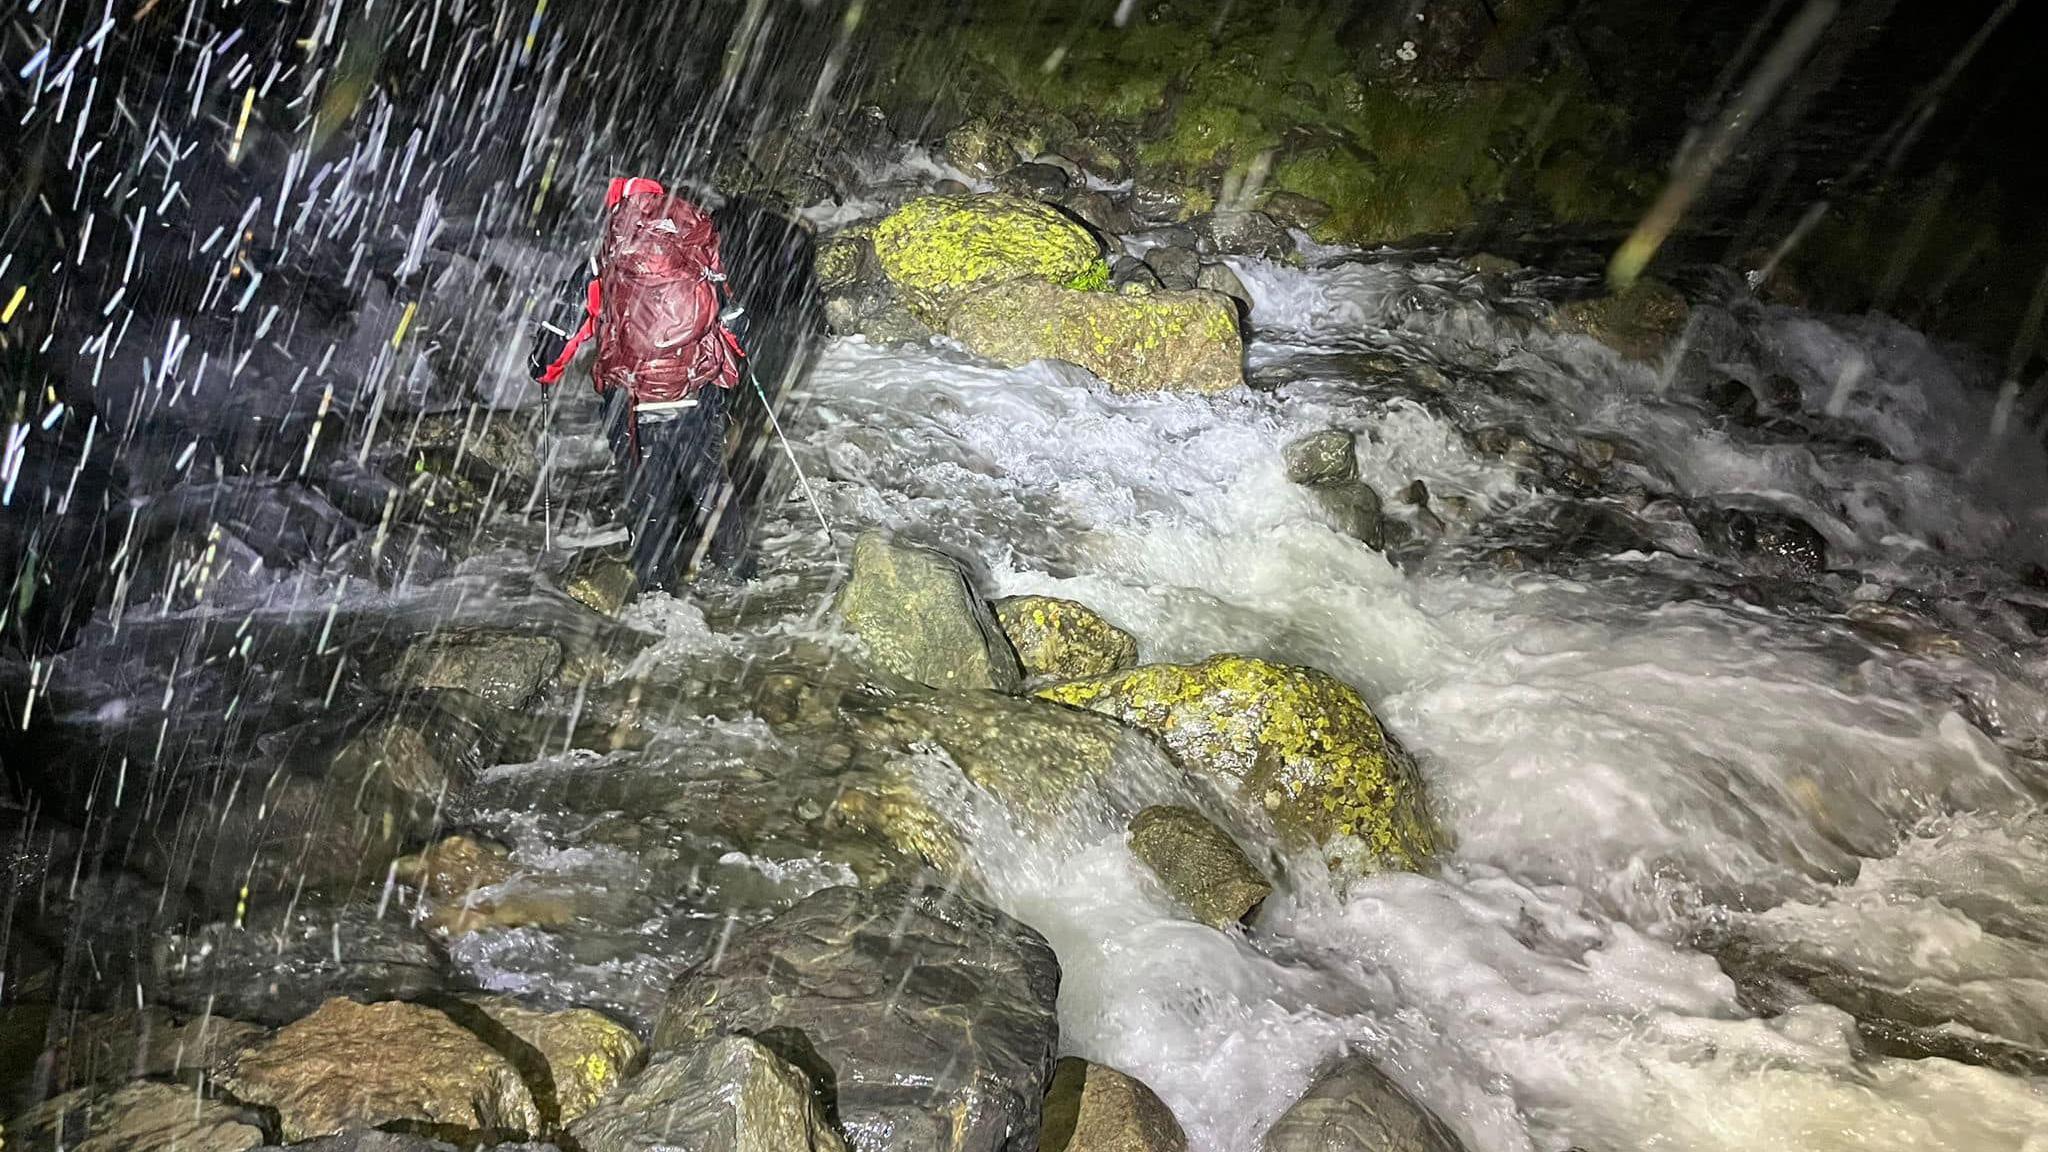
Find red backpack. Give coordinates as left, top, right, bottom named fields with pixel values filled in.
left=589, top=179, right=742, bottom=404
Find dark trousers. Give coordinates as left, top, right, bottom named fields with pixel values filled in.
left=603, top=387, right=742, bottom=591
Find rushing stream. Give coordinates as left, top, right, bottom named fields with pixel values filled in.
left=408, top=238, right=2048, bottom=1149
left=7, top=3, right=2048, bottom=1148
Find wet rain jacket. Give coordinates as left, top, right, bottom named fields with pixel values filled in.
left=535, top=177, right=744, bottom=403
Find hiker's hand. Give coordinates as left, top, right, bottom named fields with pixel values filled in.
left=529, top=330, right=568, bottom=384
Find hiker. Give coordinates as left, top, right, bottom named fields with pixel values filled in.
left=529, top=176, right=748, bottom=591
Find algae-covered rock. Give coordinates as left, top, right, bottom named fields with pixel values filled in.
left=569, top=1035, right=842, bottom=1152
left=1042, top=1057, right=1188, bottom=1152
left=458, top=996, right=643, bottom=1125
left=1553, top=278, right=1690, bottom=362
left=222, top=998, right=540, bottom=1142
left=1262, top=1055, right=1465, bottom=1152
left=1038, top=656, right=1439, bottom=872
left=993, top=595, right=1140, bottom=679
left=872, top=193, right=1108, bottom=321
left=835, top=531, right=1023, bottom=692
left=1127, top=805, right=1271, bottom=929
left=8, top=1078, right=266, bottom=1152
left=945, top=280, right=1244, bottom=395
left=394, top=834, right=521, bottom=899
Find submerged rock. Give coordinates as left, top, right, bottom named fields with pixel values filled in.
left=993, top=595, right=1140, bottom=679
left=1315, top=482, right=1386, bottom=550
left=1552, top=278, right=1690, bottom=362
left=222, top=998, right=540, bottom=1143
left=569, top=1035, right=843, bottom=1152
left=384, top=630, right=563, bottom=710
left=654, top=883, right=1061, bottom=1152
left=1262, top=1055, right=1465, bottom=1152
left=393, top=833, right=522, bottom=899
left=1039, top=656, right=1440, bottom=873
left=835, top=531, right=1023, bottom=692
left=1041, top=1057, right=1188, bottom=1152
left=1283, top=430, right=1360, bottom=487
left=1693, top=504, right=1828, bottom=577
left=871, top=194, right=1108, bottom=322
left=1128, top=805, right=1271, bottom=929
left=944, top=280, right=1244, bottom=394
left=8, top=1078, right=266, bottom=1152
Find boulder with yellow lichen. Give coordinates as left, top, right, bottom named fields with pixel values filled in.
left=993, top=595, right=1140, bottom=679
left=1038, top=655, right=1440, bottom=873
left=944, top=279, right=1245, bottom=395
left=871, top=193, right=1108, bottom=322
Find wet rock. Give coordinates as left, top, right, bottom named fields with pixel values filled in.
left=1552, top=278, right=1690, bottom=362
left=1192, top=210, right=1293, bottom=262
left=835, top=531, right=1023, bottom=692
left=384, top=630, right=563, bottom=710
left=1283, top=430, right=1360, bottom=487
left=1130, top=176, right=1208, bottom=224
left=831, top=690, right=1141, bottom=873
left=456, top=996, right=643, bottom=1125
left=248, top=1135, right=522, bottom=1152
left=1700, top=378, right=1760, bottom=422
left=1260, top=192, right=1332, bottom=232
left=1195, top=262, right=1253, bottom=311
left=944, top=280, right=1244, bottom=395
left=222, top=998, right=541, bottom=1143
left=422, top=891, right=580, bottom=938
left=654, top=883, right=1061, bottom=1152
left=1128, top=806, right=1271, bottom=929
left=1460, top=253, right=1521, bottom=276
left=1263, top=1054, right=1465, bottom=1152
left=1042, top=1057, right=1188, bottom=1152
left=1693, top=504, right=1828, bottom=577
left=871, top=194, right=1107, bottom=322
left=942, top=119, right=1024, bottom=179
left=569, top=1034, right=843, bottom=1152
left=1057, top=189, right=1137, bottom=238
left=1144, top=246, right=1200, bottom=291
left=1316, top=483, right=1386, bottom=549
left=1111, top=256, right=1164, bottom=293
left=151, top=908, right=451, bottom=1026
left=560, top=551, right=637, bottom=616
left=1039, top=656, right=1440, bottom=873
left=394, top=834, right=522, bottom=898
left=8, top=1078, right=267, bottom=1152
left=6, top=1006, right=267, bottom=1100
left=995, top=163, right=1071, bottom=199
left=408, top=408, right=539, bottom=484
left=992, top=595, right=1140, bottom=679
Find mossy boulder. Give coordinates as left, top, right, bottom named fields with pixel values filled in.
left=993, top=595, right=1140, bottom=679
left=871, top=193, right=1109, bottom=322
left=459, top=995, right=644, bottom=1125
left=1553, top=278, right=1690, bottom=362
left=835, top=531, right=1023, bottom=692
left=1038, top=656, right=1440, bottom=873
left=945, top=280, right=1245, bottom=394
left=1128, top=805, right=1272, bottom=929
left=8, top=1078, right=266, bottom=1152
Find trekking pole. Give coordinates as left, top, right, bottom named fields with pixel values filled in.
left=540, top=382, right=554, bottom=554
left=747, top=360, right=836, bottom=552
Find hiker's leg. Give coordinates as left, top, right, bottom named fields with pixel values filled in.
left=669, top=389, right=743, bottom=580
left=627, top=412, right=693, bottom=593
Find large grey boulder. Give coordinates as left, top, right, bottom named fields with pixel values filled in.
left=654, top=883, right=1061, bottom=1152
left=1263, top=1055, right=1464, bottom=1152
left=836, top=531, right=1023, bottom=692
left=569, top=1035, right=844, bottom=1152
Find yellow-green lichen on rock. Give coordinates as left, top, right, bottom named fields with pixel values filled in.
left=1038, top=655, right=1440, bottom=872
left=872, top=193, right=1108, bottom=322
left=1552, top=277, right=1690, bottom=362
left=944, top=279, right=1244, bottom=395
left=994, top=595, right=1140, bottom=679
